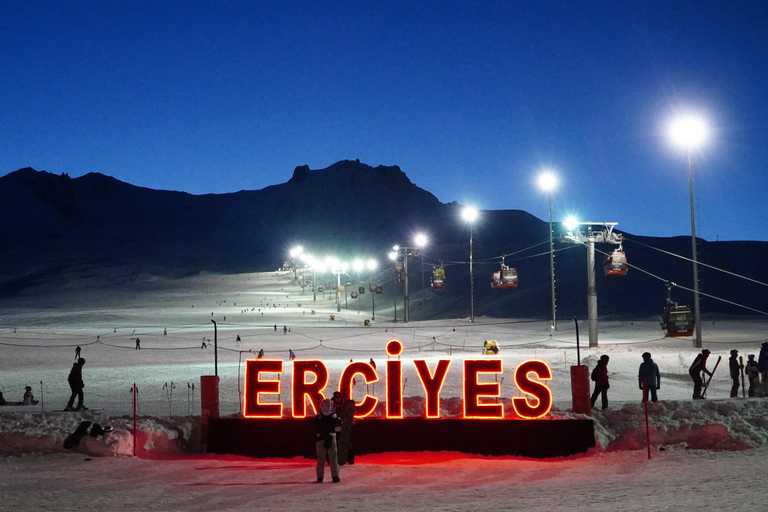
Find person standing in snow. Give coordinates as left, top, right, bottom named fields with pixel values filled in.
left=590, top=355, right=610, bottom=410
left=689, top=349, right=712, bottom=399
left=757, top=342, right=768, bottom=392
left=728, top=349, right=743, bottom=398
left=745, top=354, right=760, bottom=397
left=638, top=352, right=660, bottom=403
left=74, top=345, right=81, bottom=360
left=314, top=399, right=342, bottom=483
left=65, top=358, right=87, bottom=411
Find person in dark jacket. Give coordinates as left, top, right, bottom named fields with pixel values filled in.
left=745, top=354, right=760, bottom=397
left=65, top=358, right=87, bottom=411
left=757, top=342, right=768, bottom=390
left=590, top=355, right=610, bottom=410
left=332, top=391, right=356, bottom=466
left=689, top=349, right=712, bottom=399
left=728, top=349, right=743, bottom=398
left=314, top=399, right=342, bottom=483
left=638, top=352, right=661, bottom=403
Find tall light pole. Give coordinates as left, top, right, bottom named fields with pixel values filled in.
left=414, top=233, right=428, bottom=321
left=669, top=114, right=708, bottom=348
left=289, top=246, right=303, bottom=281
left=462, top=206, right=479, bottom=323
left=368, top=258, right=378, bottom=320
left=538, top=171, right=558, bottom=331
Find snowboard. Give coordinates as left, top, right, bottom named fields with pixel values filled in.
left=701, top=356, right=722, bottom=398
left=336, top=400, right=355, bottom=466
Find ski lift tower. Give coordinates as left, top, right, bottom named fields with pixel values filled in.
left=389, top=245, right=420, bottom=323
left=562, top=220, right=623, bottom=347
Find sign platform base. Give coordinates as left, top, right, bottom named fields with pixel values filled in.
left=207, top=417, right=595, bottom=459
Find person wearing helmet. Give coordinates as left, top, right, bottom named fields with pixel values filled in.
left=638, top=352, right=661, bottom=403
left=314, top=398, right=342, bottom=483
left=728, top=349, right=744, bottom=398
left=745, top=354, right=760, bottom=397
left=65, top=358, right=87, bottom=411
left=689, top=349, right=712, bottom=399
left=590, top=355, right=610, bottom=410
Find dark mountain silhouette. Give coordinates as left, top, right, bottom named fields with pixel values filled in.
left=1, top=161, right=766, bottom=320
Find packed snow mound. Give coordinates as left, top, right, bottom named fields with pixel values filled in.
left=590, top=398, right=768, bottom=451
left=0, top=412, right=203, bottom=457
left=3, top=398, right=768, bottom=458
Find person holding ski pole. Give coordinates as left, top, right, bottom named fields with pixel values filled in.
left=728, top=349, right=743, bottom=398
left=689, top=349, right=712, bottom=400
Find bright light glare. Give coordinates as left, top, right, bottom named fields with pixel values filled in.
left=353, top=259, right=364, bottom=272
left=462, top=206, right=479, bottom=223
left=289, top=246, right=303, bottom=258
left=669, top=115, right=708, bottom=148
left=367, top=258, right=378, bottom=271
left=538, top=171, right=557, bottom=192
left=563, top=217, right=579, bottom=231
left=414, top=233, right=428, bottom=247
left=388, top=251, right=397, bottom=261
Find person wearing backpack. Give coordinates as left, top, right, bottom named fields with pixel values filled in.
left=590, top=355, right=610, bottom=410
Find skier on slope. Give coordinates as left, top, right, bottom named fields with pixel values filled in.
left=638, top=352, right=661, bottom=403
left=728, top=349, right=743, bottom=398
left=745, top=354, right=760, bottom=397
left=689, top=349, right=712, bottom=400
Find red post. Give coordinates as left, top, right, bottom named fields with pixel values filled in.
left=132, top=383, right=137, bottom=457
left=570, top=365, right=591, bottom=415
left=643, top=380, right=651, bottom=460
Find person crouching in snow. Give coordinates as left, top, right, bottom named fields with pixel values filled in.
left=22, top=386, right=38, bottom=405
left=638, top=352, right=660, bottom=403
left=590, top=355, right=610, bottom=410
left=314, top=398, right=342, bottom=483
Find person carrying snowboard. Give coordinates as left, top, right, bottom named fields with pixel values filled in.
left=745, top=354, right=760, bottom=397
left=65, top=358, right=87, bottom=411
left=728, top=349, right=743, bottom=398
left=590, top=355, right=610, bottom=410
left=638, top=352, right=660, bottom=403
left=689, top=349, right=712, bottom=399
left=314, top=399, right=342, bottom=483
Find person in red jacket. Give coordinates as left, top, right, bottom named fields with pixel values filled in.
left=590, top=355, right=610, bottom=410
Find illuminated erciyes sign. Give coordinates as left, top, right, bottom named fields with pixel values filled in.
left=243, top=339, right=553, bottom=420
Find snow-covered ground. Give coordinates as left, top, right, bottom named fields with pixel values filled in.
left=2, top=270, right=767, bottom=510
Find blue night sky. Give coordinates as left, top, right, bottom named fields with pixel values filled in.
left=2, top=1, right=767, bottom=240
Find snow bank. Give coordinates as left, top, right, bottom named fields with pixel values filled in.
left=4, top=398, right=768, bottom=458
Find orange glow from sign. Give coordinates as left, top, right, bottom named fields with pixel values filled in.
left=339, top=361, right=379, bottom=418
left=463, top=359, right=504, bottom=419
left=243, top=359, right=283, bottom=418
left=386, top=340, right=403, bottom=418
left=512, top=360, right=553, bottom=419
left=413, top=359, right=451, bottom=418
left=291, top=360, right=329, bottom=418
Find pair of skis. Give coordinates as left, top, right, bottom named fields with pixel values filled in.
left=700, top=356, right=722, bottom=398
